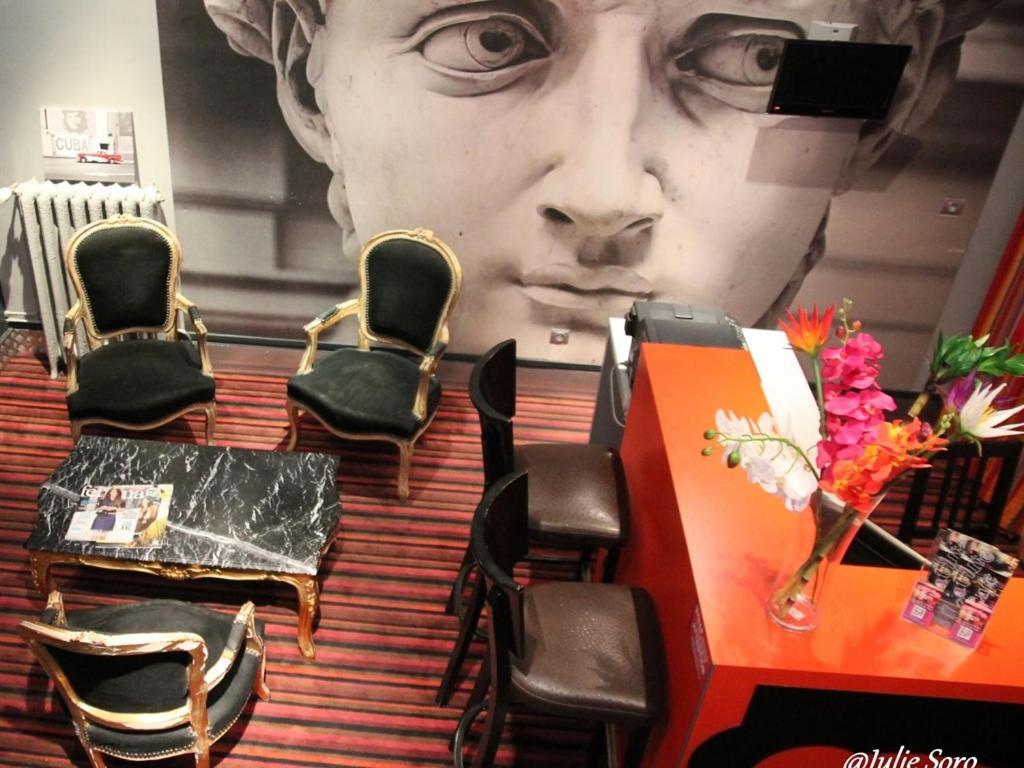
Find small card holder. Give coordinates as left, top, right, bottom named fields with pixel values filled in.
left=902, top=528, right=1018, bottom=650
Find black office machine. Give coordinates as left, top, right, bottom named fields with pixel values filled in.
left=624, top=302, right=744, bottom=386
left=591, top=301, right=745, bottom=447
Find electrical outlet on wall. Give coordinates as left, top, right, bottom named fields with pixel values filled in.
left=940, top=198, right=966, bottom=216
left=550, top=328, right=570, bottom=345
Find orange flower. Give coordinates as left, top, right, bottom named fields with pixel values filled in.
left=821, top=419, right=947, bottom=513
left=779, top=305, right=835, bottom=356
left=822, top=448, right=889, bottom=513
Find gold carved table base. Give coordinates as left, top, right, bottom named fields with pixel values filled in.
left=29, top=551, right=322, bottom=659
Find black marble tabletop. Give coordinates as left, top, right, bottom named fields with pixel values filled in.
left=26, top=436, right=341, bottom=575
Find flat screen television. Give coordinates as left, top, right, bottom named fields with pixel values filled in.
left=767, top=40, right=912, bottom=120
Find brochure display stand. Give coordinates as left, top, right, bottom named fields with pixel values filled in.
left=616, top=344, right=1024, bottom=767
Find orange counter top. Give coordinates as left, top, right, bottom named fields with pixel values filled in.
left=616, top=344, right=1024, bottom=766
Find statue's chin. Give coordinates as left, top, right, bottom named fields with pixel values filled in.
left=326, top=173, right=359, bottom=260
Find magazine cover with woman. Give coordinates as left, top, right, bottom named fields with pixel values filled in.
left=65, top=484, right=172, bottom=547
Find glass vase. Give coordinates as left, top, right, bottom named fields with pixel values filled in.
left=766, top=491, right=877, bottom=632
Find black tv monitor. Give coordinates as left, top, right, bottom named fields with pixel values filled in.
left=767, top=40, right=912, bottom=120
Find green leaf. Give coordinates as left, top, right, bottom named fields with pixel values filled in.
left=929, top=334, right=1024, bottom=383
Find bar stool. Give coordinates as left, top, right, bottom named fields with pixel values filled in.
left=436, top=339, right=630, bottom=705
left=450, top=471, right=664, bottom=768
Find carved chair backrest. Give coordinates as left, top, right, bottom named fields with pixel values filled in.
left=19, top=617, right=205, bottom=731
left=358, top=229, right=462, bottom=356
left=65, top=215, right=181, bottom=344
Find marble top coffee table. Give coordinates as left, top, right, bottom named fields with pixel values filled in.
left=26, top=436, right=341, bottom=658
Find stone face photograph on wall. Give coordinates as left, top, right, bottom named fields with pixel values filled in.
left=156, top=0, right=1024, bottom=387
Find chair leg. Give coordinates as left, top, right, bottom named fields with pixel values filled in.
left=195, top=746, right=211, bottom=768
left=622, top=726, right=651, bottom=768
left=254, top=648, right=271, bottom=701
left=602, top=547, right=620, bottom=583
left=450, top=655, right=491, bottom=749
left=586, top=723, right=608, bottom=768
left=436, top=570, right=487, bottom=706
left=579, top=547, right=594, bottom=581
left=70, top=420, right=82, bottom=443
left=446, top=545, right=475, bottom=615
left=84, top=746, right=108, bottom=768
left=452, top=699, right=487, bottom=768
left=467, top=654, right=491, bottom=710
left=204, top=402, right=217, bottom=446
left=471, top=690, right=508, bottom=768
left=286, top=400, right=301, bottom=450
left=398, top=442, right=413, bottom=500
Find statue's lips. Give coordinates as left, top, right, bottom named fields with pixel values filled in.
left=518, top=265, right=653, bottom=309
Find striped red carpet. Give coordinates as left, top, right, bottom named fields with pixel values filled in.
left=0, top=334, right=597, bottom=767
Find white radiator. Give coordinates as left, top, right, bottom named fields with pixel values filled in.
left=6, top=179, right=163, bottom=378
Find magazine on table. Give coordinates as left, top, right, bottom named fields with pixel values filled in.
left=65, top=484, right=172, bottom=547
left=902, top=528, right=1019, bottom=649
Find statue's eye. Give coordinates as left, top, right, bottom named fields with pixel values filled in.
left=666, top=16, right=802, bottom=113
left=420, top=16, right=549, bottom=73
left=673, top=33, right=789, bottom=87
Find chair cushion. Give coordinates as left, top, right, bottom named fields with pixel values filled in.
left=53, top=600, right=238, bottom=715
left=86, top=648, right=260, bottom=759
left=511, top=583, right=665, bottom=727
left=67, top=339, right=214, bottom=424
left=364, top=238, right=453, bottom=353
left=73, top=224, right=174, bottom=334
left=288, top=348, right=441, bottom=438
left=514, top=444, right=629, bottom=547
left=49, top=600, right=263, bottom=759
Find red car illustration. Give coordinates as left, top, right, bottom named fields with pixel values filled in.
left=77, top=149, right=122, bottom=164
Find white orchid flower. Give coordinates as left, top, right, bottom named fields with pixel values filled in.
left=957, top=382, right=1024, bottom=440
left=745, top=455, right=779, bottom=491
left=713, top=409, right=818, bottom=511
left=715, top=410, right=754, bottom=465
left=780, top=467, right=818, bottom=512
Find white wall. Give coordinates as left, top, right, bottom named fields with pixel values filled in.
left=0, top=0, right=173, bottom=322
left=929, top=103, right=1024, bottom=376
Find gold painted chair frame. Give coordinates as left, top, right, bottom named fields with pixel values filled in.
left=28, top=544, right=329, bottom=659
left=19, top=592, right=270, bottom=768
left=287, top=228, right=463, bottom=499
left=62, top=215, right=216, bottom=444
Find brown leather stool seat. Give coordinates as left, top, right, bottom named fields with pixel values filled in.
left=515, top=443, right=628, bottom=547
left=512, top=582, right=664, bottom=726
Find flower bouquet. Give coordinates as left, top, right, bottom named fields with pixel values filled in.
left=703, top=301, right=1024, bottom=631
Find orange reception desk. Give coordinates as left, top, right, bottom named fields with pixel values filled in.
left=617, top=344, right=1024, bottom=768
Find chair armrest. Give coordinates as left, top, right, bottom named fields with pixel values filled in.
left=412, top=332, right=449, bottom=421
left=176, top=293, right=213, bottom=376
left=18, top=620, right=207, bottom=732
left=297, top=298, right=360, bottom=374
left=40, top=590, right=67, bottom=627
left=204, top=602, right=260, bottom=690
left=426, top=337, right=448, bottom=360
left=63, top=304, right=83, bottom=395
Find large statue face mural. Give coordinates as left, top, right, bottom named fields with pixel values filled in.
left=201, top=0, right=1002, bottom=360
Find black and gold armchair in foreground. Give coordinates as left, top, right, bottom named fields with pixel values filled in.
left=20, top=592, right=269, bottom=768
left=286, top=229, right=462, bottom=499
left=63, top=215, right=216, bottom=443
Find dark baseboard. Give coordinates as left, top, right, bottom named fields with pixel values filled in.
left=197, top=331, right=602, bottom=371
left=7, top=321, right=602, bottom=372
